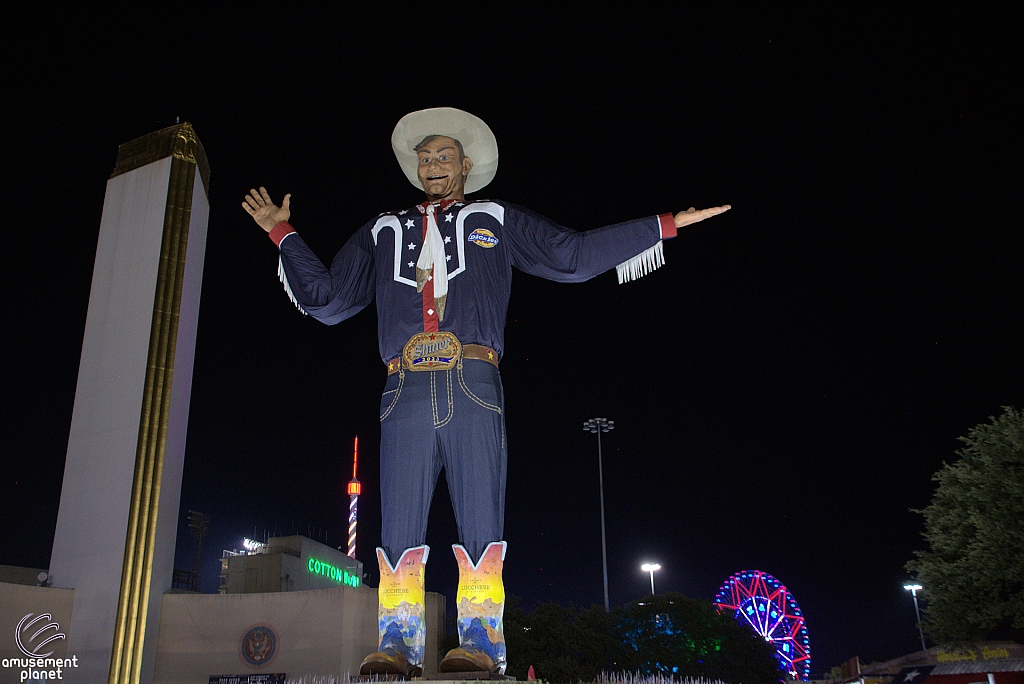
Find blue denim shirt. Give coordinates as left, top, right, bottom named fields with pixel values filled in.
left=273, top=199, right=670, bottom=363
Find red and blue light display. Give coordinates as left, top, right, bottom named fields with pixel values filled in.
left=714, top=570, right=811, bottom=680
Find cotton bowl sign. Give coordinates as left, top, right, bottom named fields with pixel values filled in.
left=307, top=558, right=360, bottom=587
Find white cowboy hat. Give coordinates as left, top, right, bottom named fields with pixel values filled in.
left=391, top=107, right=498, bottom=194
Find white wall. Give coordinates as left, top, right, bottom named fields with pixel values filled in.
left=48, top=155, right=210, bottom=684
left=0, top=584, right=75, bottom=684
left=48, top=157, right=174, bottom=684
left=151, top=586, right=446, bottom=683
left=1, top=582, right=446, bottom=684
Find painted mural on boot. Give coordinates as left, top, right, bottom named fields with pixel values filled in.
left=376, top=545, right=428, bottom=666
left=453, top=541, right=507, bottom=670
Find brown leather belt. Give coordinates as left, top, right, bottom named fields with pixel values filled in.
left=387, top=343, right=498, bottom=375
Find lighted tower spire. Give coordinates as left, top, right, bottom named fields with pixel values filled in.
left=347, top=436, right=361, bottom=559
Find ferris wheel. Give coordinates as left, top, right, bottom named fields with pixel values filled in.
left=713, top=570, right=811, bottom=680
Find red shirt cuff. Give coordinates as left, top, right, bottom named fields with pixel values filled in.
left=658, top=213, right=677, bottom=239
left=268, top=221, right=296, bottom=248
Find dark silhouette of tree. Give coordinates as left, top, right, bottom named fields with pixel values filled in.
left=505, top=599, right=615, bottom=683
left=503, top=593, right=781, bottom=684
left=612, top=593, right=781, bottom=684
left=906, top=406, right=1024, bottom=642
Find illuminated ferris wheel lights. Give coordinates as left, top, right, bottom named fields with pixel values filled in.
left=715, top=570, right=811, bottom=681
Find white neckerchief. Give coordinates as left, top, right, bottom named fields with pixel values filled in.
left=415, top=203, right=449, bottom=320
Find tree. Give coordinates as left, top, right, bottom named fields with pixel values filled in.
left=503, top=593, right=780, bottom=684
left=504, top=599, right=617, bottom=683
left=611, top=593, right=781, bottom=684
left=906, top=406, right=1024, bottom=643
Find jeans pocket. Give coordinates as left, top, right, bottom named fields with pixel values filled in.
left=379, top=372, right=405, bottom=421
left=457, top=363, right=502, bottom=415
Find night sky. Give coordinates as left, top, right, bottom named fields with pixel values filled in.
left=3, top=8, right=1020, bottom=676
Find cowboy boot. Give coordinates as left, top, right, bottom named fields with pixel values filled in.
left=440, top=541, right=507, bottom=674
left=359, top=545, right=429, bottom=677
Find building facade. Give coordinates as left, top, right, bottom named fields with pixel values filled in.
left=219, top=535, right=363, bottom=594
left=1, top=560, right=447, bottom=683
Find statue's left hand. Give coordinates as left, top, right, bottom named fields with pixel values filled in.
left=674, top=205, right=731, bottom=228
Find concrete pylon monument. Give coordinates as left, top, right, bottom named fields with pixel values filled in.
left=48, top=123, right=210, bottom=684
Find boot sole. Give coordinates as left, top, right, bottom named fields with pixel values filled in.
left=439, top=656, right=496, bottom=674
left=360, top=660, right=422, bottom=677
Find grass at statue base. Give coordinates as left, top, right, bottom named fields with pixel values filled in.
left=281, top=671, right=732, bottom=683
left=598, top=672, right=730, bottom=684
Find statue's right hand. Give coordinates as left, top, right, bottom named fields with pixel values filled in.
left=242, top=187, right=291, bottom=233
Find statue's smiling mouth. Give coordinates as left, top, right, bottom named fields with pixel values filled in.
left=427, top=175, right=448, bottom=181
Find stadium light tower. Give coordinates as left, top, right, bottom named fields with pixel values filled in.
left=583, top=417, right=614, bottom=612
left=347, top=436, right=361, bottom=559
left=903, top=583, right=926, bottom=651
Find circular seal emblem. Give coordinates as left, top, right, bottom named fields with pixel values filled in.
left=240, top=625, right=278, bottom=667
left=468, top=228, right=499, bottom=248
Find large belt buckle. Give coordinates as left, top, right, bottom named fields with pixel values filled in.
left=402, top=332, right=462, bottom=371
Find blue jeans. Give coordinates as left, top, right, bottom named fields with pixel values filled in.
left=379, top=359, right=506, bottom=563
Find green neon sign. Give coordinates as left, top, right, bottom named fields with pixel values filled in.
left=308, top=557, right=360, bottom=587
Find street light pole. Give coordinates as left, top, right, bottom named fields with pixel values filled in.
left=903, top=583, right=926, bottom=651
left=584, top=417, right=614, bottom=612
left=641, top=563, right=661, bottom=595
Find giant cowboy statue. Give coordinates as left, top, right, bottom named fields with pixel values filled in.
left=243, top=108, right=730, bottom=677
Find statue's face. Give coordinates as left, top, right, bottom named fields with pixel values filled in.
left=416, top=136, right=473, bottom=200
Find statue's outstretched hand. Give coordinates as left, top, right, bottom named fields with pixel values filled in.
left=674, top=205, right=731, bottom=229
left=243, top=187, right=291, bottom=233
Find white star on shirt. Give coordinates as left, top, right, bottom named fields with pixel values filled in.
left=444, top=213, right=453, bottom=222
left=407, top=261, right=414, bottom=268
left=904, top=671, right=921, bottom=682
left=446, top=254, right=451, bottom=261
left=407, top=242, right=416, bottom=250
left=444, top=235, right=451, bottom=244
left=405, top=219, right=415, bottom=229
left=454, top=202, right=464, bottom=207
left=399, top=209, right=408, bottom=215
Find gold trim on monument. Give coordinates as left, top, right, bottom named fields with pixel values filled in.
left=110, top=122, right=210, bottom=196
left=108, top=155, right=196, bottom=684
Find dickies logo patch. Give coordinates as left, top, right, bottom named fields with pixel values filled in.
left=468, top=228, right=499, bottom=248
